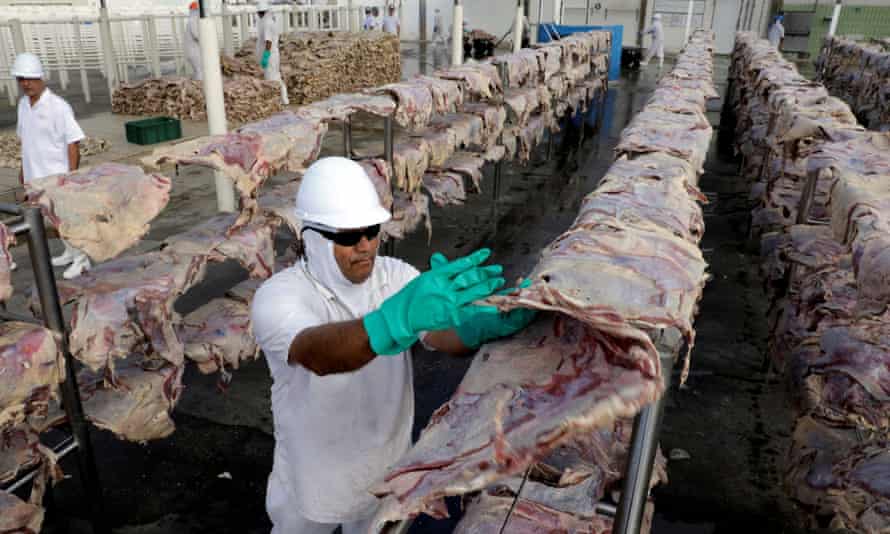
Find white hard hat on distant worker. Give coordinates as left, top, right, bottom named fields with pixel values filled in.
left=653, top=13, right=662, bottom=20
left=295, top=157, right=391, bottom=232
left=256, top=0, right=269, bottom=12
left=11, top=53, right=44, bottom=79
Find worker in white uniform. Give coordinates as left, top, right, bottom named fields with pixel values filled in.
left=432, top=8, right=445, bottom=46
left=768, top=14, right=785, bottom=50
left=255, top=0, right=289, bottom=106
left=251, top=157, right=535, bottom=534
left=12, top=53, right=89, bottom=279
left=641, top=13, right=665, bottom=70
left=185, top=2, right=202, bottom=81
left=363, top=8, right=375, bottom=31
left=382, top=5, right=400, bottom=36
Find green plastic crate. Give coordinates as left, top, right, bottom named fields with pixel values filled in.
left=125, top=117, right=182, bottom=145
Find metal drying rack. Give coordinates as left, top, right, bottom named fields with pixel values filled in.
left=0, top=203, right=108, bottom=534
left=381, top=40, right=626, bottom=534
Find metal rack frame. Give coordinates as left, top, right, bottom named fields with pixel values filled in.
left=0, top=204, right=108, bottom=534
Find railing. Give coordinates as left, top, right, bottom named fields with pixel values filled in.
left=0, top=3, right=387, bottom=106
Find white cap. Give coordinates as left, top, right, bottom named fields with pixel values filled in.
left=296, top=157, right=391, bottom=231
left=11, top=53, right=44, bottom=79
left=653, top=13, right=662, bottom=20
left=256, top=0, right=269, bottom=11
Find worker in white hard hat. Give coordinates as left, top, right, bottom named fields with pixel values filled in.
left=382, top=4, right=400, bottom=36
left=255, top=0, right=289, bottom=105
left=251, top=157, right=535, bottom=534
left=185, top=1, right=203, bottom=81
left=641, top=13, right=665, bottom=70
left=768, top=14, right=785, bottom=50
left=12, top=52, right=90, bottom=279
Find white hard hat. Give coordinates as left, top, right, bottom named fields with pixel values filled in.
left=11, top=53, right=44, bottom=79
left=653, top=13, right=662, bottom=20
left=256, top=0, right=269, bottom=11
left=296, top=157, right=391, bottom=231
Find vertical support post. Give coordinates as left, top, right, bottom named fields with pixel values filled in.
left=199, top=0, right=236, bottom=213
left=10, top=19, right=25, bottom=55
left=222, top=3, right=234, bottom=56
left=419, top=0, right=427, bottom=42
left=828, top=0, right=842, bottom=37
left=343, top=116, right=353, bottom=158
left=53, top=29, right=70, bottom=91
left=512, top=0, right=523, bottom=53
left=171, top=16, right=184, bottom=76
left=24, top=206, right=109, bottom=534
left=585, top=0, right=592, bottom=25
left=613, top=351, right=675, bottom=534
left=451, top=0, right=463, bottom=66
left=98, top=4, right=116, bottom=101
left=384, top=115, right=394, bottom=178
left=683, top=0, right=694, bottom=42
left=147, top=15, right=161, bottom=78
left=0, top=30, right=16, bottom=107
left=536, top=0, right=544, bottom=44
left=347, top=0, right=355, bottom=31
left=240, top=12, right=249, bottom=43
left=72, top=19, right=91, bottom=103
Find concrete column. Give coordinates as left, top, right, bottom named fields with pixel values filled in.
left=147, top=15, right=161, bottom=78
left=512, top=0, right=523, bottom=53
left=451, top=0, right=462, bottom=66
left=240, top=12, right=249, bottom=43
left=828, top=0, right=842, bottom=37
left=198, top=0, right=235, bottom=213
left=73, top=19, right=91, bottom=102
left=683, top=0, right=694, bottom=42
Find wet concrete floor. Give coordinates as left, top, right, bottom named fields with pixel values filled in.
left=13, top=46, right=805, bottom=534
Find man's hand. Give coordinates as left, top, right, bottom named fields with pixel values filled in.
left=363, top=248, right=505, bottom=355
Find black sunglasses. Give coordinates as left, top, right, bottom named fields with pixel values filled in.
left=315, top=225, right=381, bottom=247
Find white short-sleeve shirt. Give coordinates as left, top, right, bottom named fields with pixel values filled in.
left=16, top=89, right=84, bottom=182
left=251, top=255, right=420, bottom=523
left=382, top=15, right=399, bottom=34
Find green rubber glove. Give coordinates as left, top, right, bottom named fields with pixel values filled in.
left=261, top=50, right=271, bottom=69
left=433, top=254, right=537, bottom=349
left=363, top=248, right=505, bottom=356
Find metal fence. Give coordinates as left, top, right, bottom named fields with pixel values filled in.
left=0, top=2, right=387, bottom=106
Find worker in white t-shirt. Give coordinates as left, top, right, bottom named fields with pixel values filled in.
left=641, top=13, right=665, bottom=70
left=432, top=8, right=445, bottom=46
left=382, top=5, right=399, bottom=36
left=255, top=0, right=289, bottom=105
left=185, top=1, right=203, bottom=81
left=251, top=157, right=535, bottom=534
left=768, top=14, right=785, bottom=50
left=12, top=53, right=89, bottom=279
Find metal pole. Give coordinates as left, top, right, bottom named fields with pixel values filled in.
left=828, top=0, right=842, bottom=37
left=683, top=0, right=694, bottom=42
left=147, top=16, right=162, bottom=78
left=384, top=115, right=394, bottom=178
left=536, top=0, right=544, bottom=44
left=199, top=0, right=236, bottom=213
left=585, top=0, right=592, bottom=25
left=222, top=3, right=235, bottom=57
left=513, top=0, right=524, bottom=53
left=613, top=351, right=675, bottom=534
left=343, top=117, right=353, bottom=158
left=72, top=19, right=91, bottom=104
left=98, top=2, right=117, bottom=102
left=23, top=206, right=109, bottom=534
left=420, top=0, right=427, bottom=42
left=452, top=0, right=463, bottom=66
left=10, top=19, right=25, bottom=55
left=553, top=0, right=562, bottom=25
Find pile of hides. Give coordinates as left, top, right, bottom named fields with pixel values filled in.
left=238, top=31, right=401, bottom=105
left=816, top=36, right=890, bottom=130
left=369, top=30, right=716, bottom=533
left=0, top=134, right=110, bottom=169
left=112, top=75, right=283, bottom=123
left=731, top=31, right=890, bottom=532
